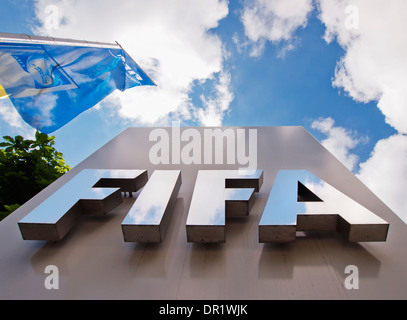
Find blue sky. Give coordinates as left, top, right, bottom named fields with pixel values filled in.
left=0, top=0, right=406, bottom=221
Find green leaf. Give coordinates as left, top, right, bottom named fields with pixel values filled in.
left=0, top=211, right=10, bottom=221
left=0, top=131, right=70, bottom=213
left=4, top=203, right=20, bottom=213
left=0, top=142, right=12, bottom=147
left=3, top=136, right=14, bottom=143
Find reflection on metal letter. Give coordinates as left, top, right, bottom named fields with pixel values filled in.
left=18, top=169, right=148, bottom=241
left=259, top=170, right=389, bottom=243
left=121, top=170, right=181, bottom=242
left=186, top=170, right=263, bottom=243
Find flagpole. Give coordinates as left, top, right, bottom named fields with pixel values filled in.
left=0, top=32, right=120, bottom=49
left=0, top=33, right=156, bottom=87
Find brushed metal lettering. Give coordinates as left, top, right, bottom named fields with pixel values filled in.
left=186, top=170, right=263, bottom=243
left=121, top=170, right=181, bottom=243
left=18, top=169, right=148, bottom=241
left=259, top=170, right=389, bottom=243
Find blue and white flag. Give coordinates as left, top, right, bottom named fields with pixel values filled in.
left=0, top=34, right=155, bottom=133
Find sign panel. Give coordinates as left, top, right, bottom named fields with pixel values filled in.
left=0, top=126, right=405, bottom=300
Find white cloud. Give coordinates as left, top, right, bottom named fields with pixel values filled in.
left=0, top=99, right=36, bottom=138
left=311, top=116, right=407, bottom=223
left=33, top=0, right=231, bottom=126
left=311, top=117, right=362, bottom=172
left=239, top=0, right=407, bottom=133
left=238, top=0, right=407, bottom=133
left=196, top=70, right=234, bottom=126
left=317, top=0, right=407, bottom=134
left=310, top=117, right=407, bottom=224
left=357, top=134, right=407, bottom=223
left=0, top=98, right=26, bottom=129
left=312, top=1, right=407, bottom=223
left=240, top=0, right=313, bottom=56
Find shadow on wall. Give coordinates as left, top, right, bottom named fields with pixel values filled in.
left=258, top=231, right=381, bottom=280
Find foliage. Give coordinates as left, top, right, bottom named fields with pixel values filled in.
left=0, top=131, right=70, bottom=220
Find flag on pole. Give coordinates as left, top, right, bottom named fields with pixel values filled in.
left=0, top=33, right=155, bottom=133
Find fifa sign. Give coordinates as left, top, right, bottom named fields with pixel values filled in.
left=18, top=126, right=389, bottom=244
